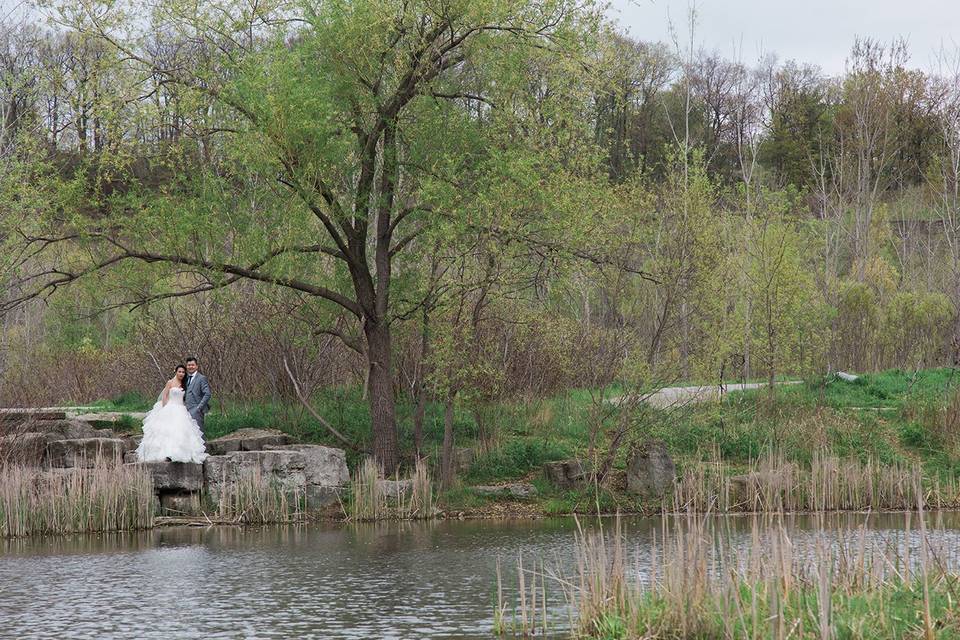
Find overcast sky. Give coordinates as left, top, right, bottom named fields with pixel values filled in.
left=609, top=0, right=960, bottom=74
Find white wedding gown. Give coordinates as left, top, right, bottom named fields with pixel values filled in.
left=136, top=386, right=208, bottom=463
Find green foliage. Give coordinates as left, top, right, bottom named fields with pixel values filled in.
left=464, top=440, right=571, bottom=484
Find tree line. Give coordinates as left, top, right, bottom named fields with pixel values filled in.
left=1, top=0, right=959, bottom=472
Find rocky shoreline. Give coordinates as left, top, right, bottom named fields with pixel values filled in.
left=0, top=409, right=350, bottom=519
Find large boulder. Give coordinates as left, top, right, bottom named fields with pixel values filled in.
left=543, top=459, right=590, bottom=490
left=203, top=445, right=349, bottom=510
left=626, top=440, right=676, bottom=499
left=206, top=428, right=292, bottom=455
left=264, top=444, right=350, bottom=487
left=46, top=437, right=126, bottom=468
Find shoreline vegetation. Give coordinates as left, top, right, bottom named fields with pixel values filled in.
left=5, top=368, right=960, bottom=537
left=495, top=507, right=960, bottom=639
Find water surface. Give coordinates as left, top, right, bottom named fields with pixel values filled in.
left=4, top=512, right=960, bottom=639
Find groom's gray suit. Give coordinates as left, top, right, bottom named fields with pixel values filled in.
left=184, top=372, right=212, bottom=434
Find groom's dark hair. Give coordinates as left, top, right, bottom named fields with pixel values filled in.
left=186, top=357, right=197, bottom=364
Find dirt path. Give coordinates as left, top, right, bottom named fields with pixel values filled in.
left=612, top=380, right=803, bottom=409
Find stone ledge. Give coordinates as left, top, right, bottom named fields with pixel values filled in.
left=129, top=460, right=204, bottom=492
left=46, top=438, right=126, bottom=468
left=206, top=428, right=292, bottom=455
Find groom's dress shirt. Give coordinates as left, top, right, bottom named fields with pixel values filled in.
left=186, top=374, right=194, bottom=389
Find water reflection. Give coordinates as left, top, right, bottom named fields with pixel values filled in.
left=2, top=512, right=960, bottom=639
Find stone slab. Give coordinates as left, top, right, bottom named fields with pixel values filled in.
left=46, top=438, right=126, bottom=468
left=206, top=429, right=292, bottom=456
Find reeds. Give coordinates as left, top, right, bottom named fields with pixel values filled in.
left=350, top=457, right=386, bottom=520
left=497, top=508, right=960, bottom=638
left=349, top=457, right=436, bottom=521
left=215, top=467, right=303, bottom=524
left=672, top=448, right=959, bottom=513
left=0, top=460, right=154, bottom=537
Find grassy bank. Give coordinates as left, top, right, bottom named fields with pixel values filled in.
left=89, top=368, right=960, bottom=516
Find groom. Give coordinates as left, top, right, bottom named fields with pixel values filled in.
left=184, top=357, right=212, bottom=434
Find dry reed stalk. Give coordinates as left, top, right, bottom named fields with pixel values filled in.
left=350, top=457, right=385, bottom=521
left=350, top=457, right=437, bottom=521
left=402, top=458, right=434, bottom=519
left=673, top=449, right=951, bottom=514
left=217, top=467, right=302, bottom=524
left=0, top=460, right=154, bottom=537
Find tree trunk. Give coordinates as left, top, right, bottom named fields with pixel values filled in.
left=441, top=392, right=456, bottom=488
left=365, top=320, right=399, bottom=474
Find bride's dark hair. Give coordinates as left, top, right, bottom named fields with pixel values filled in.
left=174, top=364, right=187, bottom=389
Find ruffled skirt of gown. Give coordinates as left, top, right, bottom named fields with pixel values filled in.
left=135, top=393, right=208, bottom=463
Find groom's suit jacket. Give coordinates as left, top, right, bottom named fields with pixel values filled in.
left=184, top=372, right=212, bottom=416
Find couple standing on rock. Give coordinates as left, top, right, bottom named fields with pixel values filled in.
left=135, top=357, right=213, bottom=464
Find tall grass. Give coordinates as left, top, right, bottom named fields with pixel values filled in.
left=349, top=457, right=436, bottom=521
left=0, top=461, right=154, bottom=537
left=350, top=457, right=385, bottom=521
left=497, top=507, right=959, bottom=638
left=672, top=448, right=959, bottom=513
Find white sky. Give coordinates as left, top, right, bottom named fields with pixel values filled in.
left=4, top=0, right=959, bottom=75
left=609, top=0, right=960, bottom=74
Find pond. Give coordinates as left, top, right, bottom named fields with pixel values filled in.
left=4, top=512, right=960, bottom=639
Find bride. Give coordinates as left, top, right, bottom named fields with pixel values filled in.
left=136, top=364, right=209, bottom=463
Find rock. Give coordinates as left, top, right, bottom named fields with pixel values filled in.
left=543, top=459, right=590, bottom=490
left=133, top=461, right=204, bottom=492
left=377, top=479, right=414, bottom=502
left=304, top=485, right=343, bottom=510
left=471, top=483, right=538, bottom=499
left=454, top=447, right=476, bottom=473
left=264, top=444, right=350, bottom=487
left=27, top=419, right=100, bottom=441
left=203, top=446, right=348, bottom=510
left=836, top=371, right=859, bottom=382
left=0, top=432, right=51, bottom=465
left=206, top=428, right=292, bottom=456
left=46, top=438, right=126, bottom=468
left=123, top=450, right=138, bottom=464
left=0, top=409, right=67, bottom=427
left=626, top=440, right=676, bottom=499
left=159, top=491, right=202, bottom=516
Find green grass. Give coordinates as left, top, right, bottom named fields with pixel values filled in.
left=585, top=581, right=960, bottom=639
left=82, top=367, right=960, bottom=513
